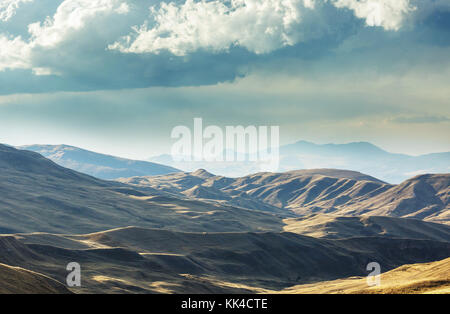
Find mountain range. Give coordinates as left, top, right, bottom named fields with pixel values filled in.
left=119, top=169, right=449, bottom=225
left=149, top=141, right=450, bottom=184
left=19, top=141, right=449, bottom=184
left=0, top=143, right=449, bottom=294
left=0, top=144, right=282, bottom=234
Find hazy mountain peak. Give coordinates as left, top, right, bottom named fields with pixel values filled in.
left=147, top=140, right=449, bottom=183
left=19, top=144, right=181, bottom=180
left=291, top=140, right=387, bottom=154
left=278, top=140, right=449, bottom=183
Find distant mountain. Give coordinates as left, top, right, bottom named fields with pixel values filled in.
left=119, top=169, right=449, bottom=225
left=0, top=144, right=284, bottom=234
left=279, top=141, right=450, bottom=184
left=149, top=141, right=450, bottom=183
left=20, top=144, right=180, bottom=180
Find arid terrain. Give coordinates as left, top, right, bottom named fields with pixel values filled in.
left=1, top=227, right=449, bottom=293
left=0, top=144, right=449, bottom=294
left=0, top=263, right=71, bottom=294
left=119, top=169, right=449, bottom=224
left=276, top=258, right=450, bottom=294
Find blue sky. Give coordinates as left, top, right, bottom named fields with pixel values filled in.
left=0, top=0, right=449, bottom=159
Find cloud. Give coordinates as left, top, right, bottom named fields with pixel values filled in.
left=109, top=0, right=315, bottom=55
left=28, top=0, right=128, bottom=48
left=0, top=34, right=30, bottom=70
left=333, top=0, right=415, bottom=31
left=0, top=0, right=128, bottom=72
left=110, top=0, right=419, bottom=56
left=393, top=115, right=450, bottom=124
left=0, top=0, right=449, bottom=93
left=0, top=0, right=32, bottom=22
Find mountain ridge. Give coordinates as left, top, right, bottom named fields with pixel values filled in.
left=119, top=169, right=449, bottom=225
left=0, top=144, right=285, bottom=234
left=19, top=144, right=181, bottom=180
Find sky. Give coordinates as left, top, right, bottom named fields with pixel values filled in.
left=0, top=0, right=449, bottom=160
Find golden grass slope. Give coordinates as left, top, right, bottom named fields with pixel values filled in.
left=277, top=257, right=450, bottom=294
left=0, top=263, right=71, bottom=294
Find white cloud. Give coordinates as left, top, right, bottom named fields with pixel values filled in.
left=0, top=0, right=440, bottom=75
left=28, top=0, right=129, bottom=48
left=110, top=0, right=419, bottom=56
left=333, top=0, right=416, bottom=31
left=109, top=0, right=316, bottom=56
left=0, top=0, right=128, bottom=71
left=0, top=0, right=33, bottom=22
left=0, top=34, right=31, bottom=70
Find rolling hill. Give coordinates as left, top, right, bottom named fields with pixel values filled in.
left=119, top=169, right=387, bottom=210
left=119, top=169, right=449, bottom=225
left=1, top=227, right=449, bottom=293
left=0, top=144, right=285, bottom=234
left=20, top=144, right=180, bottom=180
left=283, top=215, right=450, bottom=241
left=0, top=263, right=71, bottom=294
left=276, top=257, right=450, bottom=294
left=339, top=174, right=450, bottom=224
